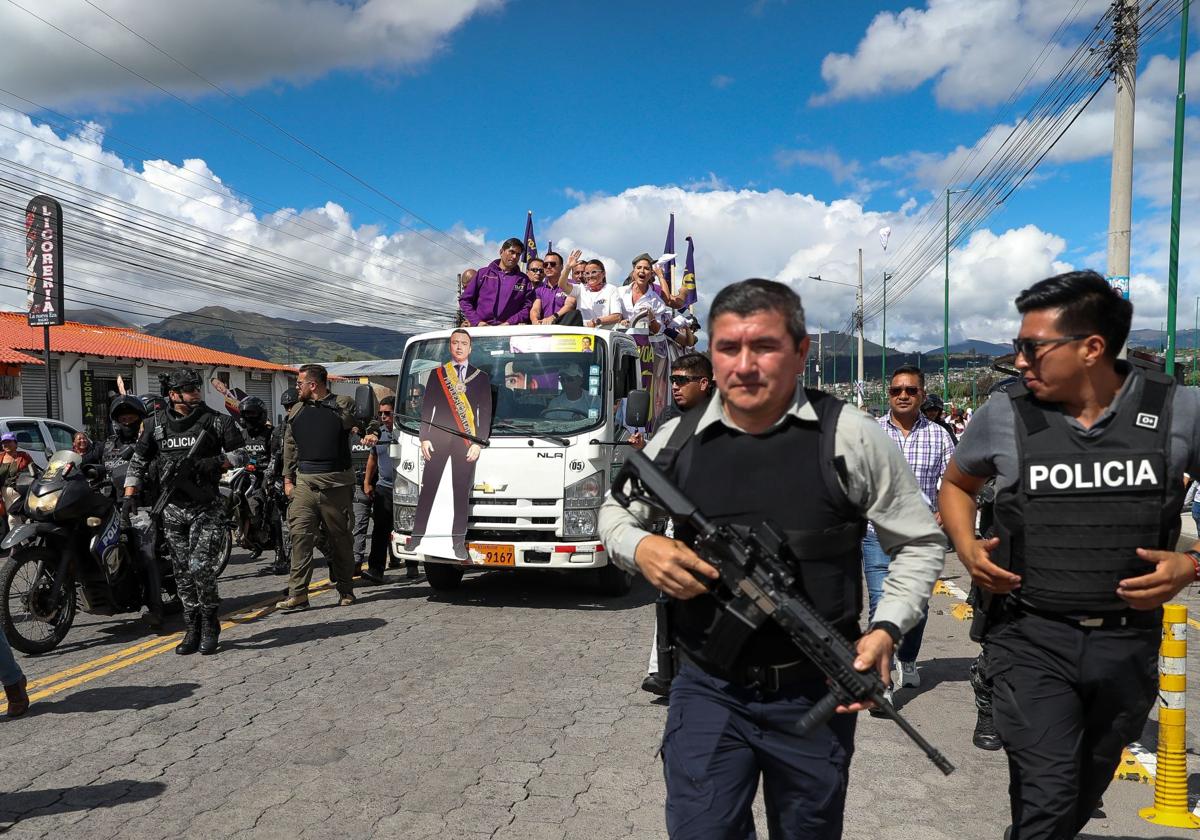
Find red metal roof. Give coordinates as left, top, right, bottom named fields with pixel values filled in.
left=0, top=312, right=293, bottom=372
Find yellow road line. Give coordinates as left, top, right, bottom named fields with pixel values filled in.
left=11, top=577, right=335, bottom=707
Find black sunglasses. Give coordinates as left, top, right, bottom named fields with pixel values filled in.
left=1011, top=335, right=1090, bottom=361
left=528, top=267, right=544, bottom=273
left=889, top=386, right=920, bottom=397
left=670, top=375, right=704, bottom=386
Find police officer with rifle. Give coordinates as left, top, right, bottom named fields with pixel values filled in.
left=939, top=270, right=1200, bottom=840
left=124, top=369, right=244, bottom=656
left=599, top=279, right=947, bottom=839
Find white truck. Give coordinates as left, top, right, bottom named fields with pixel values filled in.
left=388, top=324, right=676, bottom=594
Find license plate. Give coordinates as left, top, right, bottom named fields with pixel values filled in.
left=470, top=543, right=515, bottom=566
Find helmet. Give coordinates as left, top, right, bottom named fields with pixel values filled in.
left=920, top=393, right=944, bottom=413
left=140, top=393, right=167, bottom=414
left=281, top=388, right=299, bottom=409
left=239, top=396, right=267, bottom=422
left=109, top=394, right=147, bottom=421
left=166, top=368, right=202, bottom=393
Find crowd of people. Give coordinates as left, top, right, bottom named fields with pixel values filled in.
left=457, top=238, right=699, bottom=346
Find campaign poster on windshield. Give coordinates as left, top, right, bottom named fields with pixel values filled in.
left=405, top=333, right=492, bottom=562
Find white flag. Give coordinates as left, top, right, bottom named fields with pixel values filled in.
left=879, top=226, right=892, bottom=251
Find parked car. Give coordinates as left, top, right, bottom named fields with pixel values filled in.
left=0, top=417, right=81, bottom=470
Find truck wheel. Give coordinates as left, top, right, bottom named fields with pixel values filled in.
left=424, top=562, right=464, bottom=591
left=595, top=562, right=634, bottom=597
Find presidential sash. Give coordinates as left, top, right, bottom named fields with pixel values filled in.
left=438, top=363, right=478, bottom=438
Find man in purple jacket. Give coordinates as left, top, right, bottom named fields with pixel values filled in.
left=459, top=238, right=535, bottom=326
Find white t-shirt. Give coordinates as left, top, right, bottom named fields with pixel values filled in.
left=566, top=282, right=617, bottom=323
left=613, top=285, right=672, bottom=326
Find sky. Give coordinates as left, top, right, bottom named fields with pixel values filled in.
left=0, top=0, right=1196, bottom=350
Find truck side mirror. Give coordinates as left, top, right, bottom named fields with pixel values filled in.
left=615, top=356, right=638, bottom=399
left=625, top=390, right=650, bottom=428
left=354, top=384, right=377, bottom=424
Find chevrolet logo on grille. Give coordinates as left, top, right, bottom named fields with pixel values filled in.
left=472, top=482, right=508, bottom=494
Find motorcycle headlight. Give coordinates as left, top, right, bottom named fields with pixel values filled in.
left=394, top=474, right=418, bottom=506
left=563, top=508, right=598, bottom=539
left=564, top=472, right=604, bottom=510
left=27, top=488, right=61, bottom=516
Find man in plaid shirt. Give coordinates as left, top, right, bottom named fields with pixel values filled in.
left=863, top=364, right=954, bottom=705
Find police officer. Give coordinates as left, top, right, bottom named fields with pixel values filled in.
left=125, top=368, right=244, bottom=656
left=940, top=269, right=1200, bottom=840
left=599, top=279, right=944, bottom=839
left=365, top=397, right=410, bottom=579
left=279, top=364, right=376, bottom=611
left=349, top=422, right=376, bottom=582
left=231, top=396, right=274, bottom=555
left=259, top=388, right=298, bottom=576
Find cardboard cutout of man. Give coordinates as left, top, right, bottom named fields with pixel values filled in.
left=408, top=329, right=492, bottom=560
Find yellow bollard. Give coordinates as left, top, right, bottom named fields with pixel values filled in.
left=1139, top=603, right=1200, bottom=829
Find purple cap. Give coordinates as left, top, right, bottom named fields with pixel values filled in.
left=1, top=433, right=16, bottom=442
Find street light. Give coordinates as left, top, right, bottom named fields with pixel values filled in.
left=945, top=187, right=968, bottom=400
left=881, top=271, right=893, bottom=386
left=810, top=274, right=862, bottom=401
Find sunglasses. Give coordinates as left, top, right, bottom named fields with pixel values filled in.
left=889, top=386, right=920, bottom=397
left=670, top=375, right=704, bottom=386
left=544, top=262, right=560, bottom=267
left=1011, top=335, right=1090, bottom=361
left=528, top=267, right=544, bottom=273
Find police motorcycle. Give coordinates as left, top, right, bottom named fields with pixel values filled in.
left=219, top=396, right=276, bottom=572
left=0, top=446, right=179, bottom=654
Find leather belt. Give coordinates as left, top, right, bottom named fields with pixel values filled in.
left=677, top=649, right=818, bottom=692
left=1012, top=600, right=1159, bottom=630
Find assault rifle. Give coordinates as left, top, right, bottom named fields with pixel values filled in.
left=150, top=429, right=212, bottom=518
left=611, top=450, right=955, bottom=776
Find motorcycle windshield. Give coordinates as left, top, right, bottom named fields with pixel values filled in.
left=42, top=450, right=83, bottom=480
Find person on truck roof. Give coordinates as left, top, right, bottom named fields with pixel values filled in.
left=459, top=239, right=535, bottom=326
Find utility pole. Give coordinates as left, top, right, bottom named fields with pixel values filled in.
left=944, top=188, right=966, bottom=400
left=881, top=271, right=892, bottom=385
left=856, top=248, right=865, bottom=407
left=1166, top=0, right=1189, bottom=375
left=1107, top=0, right=1138, bottom=312
left=817, top=328, right=823, bottom=388
left=1193, top=296, right=1198, bottom=385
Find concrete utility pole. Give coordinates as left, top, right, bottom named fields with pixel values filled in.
left=1165, top=0, right=1189, bottom=375
left=856, top=248, right=865, bottom=407
left=1106, top=0, right=1138, bottom=308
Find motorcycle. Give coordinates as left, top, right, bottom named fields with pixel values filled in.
left=0, top=450, right=179, bottom=654
left=220, top=458, right=273, bottom=574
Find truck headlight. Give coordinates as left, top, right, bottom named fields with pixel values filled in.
left=394, top=504, right=416, bottom=533
left=394, top=474, right=418, bottom=506
left=563, top=508, right=598, bottom=539
left=564, top=472, right=604, bottom=509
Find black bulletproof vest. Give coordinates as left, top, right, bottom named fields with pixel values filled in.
left=666, top=390, right=865, bottom=671
left=291, top=400, right=351, bottom=473
left=242, top=427, right=271, bottom=464
left=151, top=406, right=225, bottom=504
left=992, top=370, right=1179, bottom=613
left=349, top=432, right=372, bottom=479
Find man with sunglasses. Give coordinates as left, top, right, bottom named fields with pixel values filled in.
left=558, top=252, right=620, bottom=328
left=529, top=252, right=580, bottom=325
left=366, top=397, right=414, bottom=580
left=125, top=368, right=245, bottom=656
left=940, top=269, right=1200, bottom=840
left=863, top=365, right=954, bottom=708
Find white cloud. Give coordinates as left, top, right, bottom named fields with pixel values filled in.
left=814, top=0, right=1109, bottom=110
left=0, top=107, right=485, bottom=333
left=0, top=0, right=501, bottom=107
left=776, top=148, right=861, bottom=184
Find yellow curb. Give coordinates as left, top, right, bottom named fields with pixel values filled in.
left=1113, top=745, right=1155, bottom=784
left=950, top=602, right=974, bottom=622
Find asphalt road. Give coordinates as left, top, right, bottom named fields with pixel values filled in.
left=2, top=539, right=1200, bottom=839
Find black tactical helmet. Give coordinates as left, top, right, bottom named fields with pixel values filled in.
left=140, top=393, right=167, bottom=413
left=166, top=368, right=202, bottom=393
left=109, top=394, right=147, bottom=421
left=240, top=395, right=266, bottom=420
left=281, top=387, right=299, bottom=409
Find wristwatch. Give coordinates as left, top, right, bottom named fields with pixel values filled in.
left=1186, top=549, right=1200, bottom=581
left=867, top=621, right=902, bottom=645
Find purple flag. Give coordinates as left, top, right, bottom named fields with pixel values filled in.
left=523, top=211, right=538, bottom=265
left=682, top=236, right=698, bottom=309
left=662, top=213, right=675, bottom=297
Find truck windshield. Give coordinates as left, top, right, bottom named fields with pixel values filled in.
left=397, top=333, right=607, bottom=437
